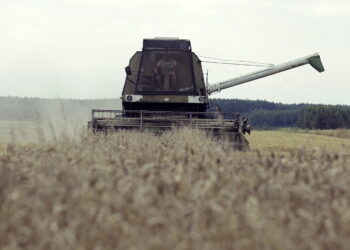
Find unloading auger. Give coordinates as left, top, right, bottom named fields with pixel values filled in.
left=207, top=53, right=324, bottom=94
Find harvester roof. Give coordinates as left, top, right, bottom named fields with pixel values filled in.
left=143, top=38, right=191, bottom=51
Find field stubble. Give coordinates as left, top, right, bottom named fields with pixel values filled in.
left=1, top=127, right=350, bottom=250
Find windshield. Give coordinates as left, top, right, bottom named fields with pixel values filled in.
left=136, top=51, right=195, bottom=92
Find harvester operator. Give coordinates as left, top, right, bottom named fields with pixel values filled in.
left=154, top=56, right=177, bottom=90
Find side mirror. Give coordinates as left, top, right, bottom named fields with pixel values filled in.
left=125, top=66, right=132, bottom=76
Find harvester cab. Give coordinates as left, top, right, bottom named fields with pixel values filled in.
left=122, top=38, right=208, bottom=114
left=89, top=37, right=324, bottom=150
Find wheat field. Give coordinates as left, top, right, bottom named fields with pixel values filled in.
left=1, top=127, right=350, bottom=250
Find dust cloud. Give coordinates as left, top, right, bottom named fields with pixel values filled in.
left=0, top=97, right=121, bottom=143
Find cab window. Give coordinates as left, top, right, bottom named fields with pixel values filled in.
left=137, top=51, right=195, bottom=93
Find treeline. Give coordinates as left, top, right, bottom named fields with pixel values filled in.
left=1, top=96, right=350, bottom=129
left=298, top=105, right=350, bottom=129
left=210, top=99, right=350, bottom=129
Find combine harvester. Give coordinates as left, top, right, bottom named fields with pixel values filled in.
left=88, top=38, right=324, bottom=150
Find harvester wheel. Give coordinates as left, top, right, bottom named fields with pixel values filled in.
left=231, top=133, right=250, bottom=151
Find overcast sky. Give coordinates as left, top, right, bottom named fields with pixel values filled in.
left=1, top=0, right=349, bottom=104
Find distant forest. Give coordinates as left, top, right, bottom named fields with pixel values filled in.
left=210, top=99, right=350, bottom=129
left=1, top=96, right=350, bottom=129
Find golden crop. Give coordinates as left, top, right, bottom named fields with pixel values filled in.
left=0, top=129, right=350, bottom=250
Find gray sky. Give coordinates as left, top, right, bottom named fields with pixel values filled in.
left=1, top=0, right=349, bottom=104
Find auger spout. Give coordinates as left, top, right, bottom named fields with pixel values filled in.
left=207, top=53, right=324, bottom=94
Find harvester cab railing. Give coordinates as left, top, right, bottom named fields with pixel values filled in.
left=90, top=109, right=248, bottom=133
left=207, top=53, right=324, bottom=94
left=91, top=109, right=242, bottom=120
